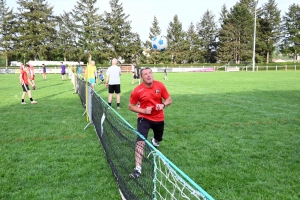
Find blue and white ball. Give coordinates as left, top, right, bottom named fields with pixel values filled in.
left=151, top=35, right=168, bottom=51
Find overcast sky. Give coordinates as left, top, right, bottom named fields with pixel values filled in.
left=6, top=0, right=295, bottom=42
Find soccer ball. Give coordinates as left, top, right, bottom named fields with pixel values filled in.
left=151, top=35, right=168, bottom=51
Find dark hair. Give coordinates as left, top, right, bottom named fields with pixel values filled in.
left=25, top=64, right=30, bottom=68
left=140, top=67, right=152, bottom=76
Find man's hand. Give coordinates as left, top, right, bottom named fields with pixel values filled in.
left=144, top=106, right=153, bottom=114
left=156, top=104, right=165, bottom=110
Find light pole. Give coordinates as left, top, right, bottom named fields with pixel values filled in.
left=252, top=1, right=257, bottom=72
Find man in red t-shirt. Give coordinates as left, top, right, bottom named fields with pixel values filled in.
left=28, top=63, right=36, bottom=90
left=128, top=67, right=172, bottom=179
left=20, top=64, right=38, bottom=104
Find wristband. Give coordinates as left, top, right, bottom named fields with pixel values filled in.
left=162, top=103, right=166, bottom=108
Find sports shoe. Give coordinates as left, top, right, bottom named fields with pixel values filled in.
left=31, top=100, right=38, bottom=104
left=117, top=107, right=120, bottom=109
left=129, top=169, right=141, bottom=179
left=151, top=137, right=160, bottom=147
left=21, top=102, right=27, bottom=104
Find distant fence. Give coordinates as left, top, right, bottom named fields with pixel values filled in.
left=1, top=64, right=299, bottom=74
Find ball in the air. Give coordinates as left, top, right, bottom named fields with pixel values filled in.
left=151, top=35, right=168, bottom=51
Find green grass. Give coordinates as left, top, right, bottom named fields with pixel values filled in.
left=1, top=71, right=300, bottom=199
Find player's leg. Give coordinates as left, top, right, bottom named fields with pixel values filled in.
left=24, top=85, right=37, bottom=104
left=151, top=120, right=165, bottom=147
left=115, top=85, right=121, bottom=108
left=129, top=118, right=150, bottom=178
left=21, top=84, right=28, bottom=104
left=107, top=84, right=114, bottom=107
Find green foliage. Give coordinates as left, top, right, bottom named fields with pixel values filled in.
left=186, top=22, right=204, bottom=63
left=196, top=10, right=218, bottom=63
left=70, top=0, right=104, bottom=63
left=0, top=0, right=299, bottom=66
left=145, top=16, right=166, bottom=64
left=103, top=0, right=143, bottom=63
left=281, top=3, right=300, bottom=62
left=0, top=0, right=15, bottom=66
left=15, top=0, right=57, bottom=61
left=167, top=15, right=190, bottom=64
left=256, top=0, right=281, bottom=63
left=218, top=2, right=254, bottom=64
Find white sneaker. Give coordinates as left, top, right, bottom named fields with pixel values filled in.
left=21, top=102, right=27, bottom=104
left=31, top=100, right=38, bottom=104
left=117, top=107, right=120, bottom=109
left=151, top=137, right=160, bottom=147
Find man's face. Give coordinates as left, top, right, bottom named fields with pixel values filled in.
left=141, top=68, right=153, bottom=84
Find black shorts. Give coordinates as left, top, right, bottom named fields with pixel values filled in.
left=108, top=84, right=121, bottom=94
left=21, top=84, right=30, bottom=92
left=137, top=118, right=164, bottom=142
left=133, top=75, right=140, bottom=79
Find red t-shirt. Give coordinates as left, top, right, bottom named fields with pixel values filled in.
left=29, top=65, right=35, bottom=79
left=130, top=80, right=170, bottom=121
left=21, top=70, right=29, bottom=85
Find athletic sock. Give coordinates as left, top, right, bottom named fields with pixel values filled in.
left=117, top=103, right=120, bottom=107
left=108, top=102, right=111, bottom=106
left=135, top=166, right=142, bottom=173
left=21, top=99, right=24, bottom=102
left=30, top=98, right=33, bottom=101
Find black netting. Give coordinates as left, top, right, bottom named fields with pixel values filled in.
left=76, top=76, right=86, bottom=108
left=91, top=92, right=154, bottom=200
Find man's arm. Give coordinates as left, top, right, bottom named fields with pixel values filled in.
left=128, top=102, right=153, bottom=115
left=163, top=96, right=172, bottom=107
left=19, top=73, right=23, bottom=84
left=105, top=75, right=109, bottom=84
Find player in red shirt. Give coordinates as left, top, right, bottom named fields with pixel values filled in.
left=28, top=63, right=36, bottom=90
left=128, top=67, right=172, bottom=178
left=20, top=64, right=38, bottom=104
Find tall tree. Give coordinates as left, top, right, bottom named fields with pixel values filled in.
left=219, top=4, right=229, bottom=24
left=256, top=0, right=281, bottom=63
left=196, top=10, right=218, bottom=63
left=0, top=0, right=15, bottom=66
left=218, top=2, right=254, bottom=64
left=217, top=4, right=233, bottom=63
left=57, top=12, right=81, bottom=62
left=167, top=15, right=189, bottom=64
left=103, top=0, right=142, bottom=63
left=145, top=16, right=161, bottom=49
left=186, top=22, right=203, bottom=63
left=15, top=0, right=57, bottom=61
left=281, top=3, right=300, bottom=63
left=146, top=16, right=165, bottom=64
left=71, top=0, right=104, bottom=63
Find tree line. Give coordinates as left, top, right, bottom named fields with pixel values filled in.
left=0, top=0, right=299, bottom=66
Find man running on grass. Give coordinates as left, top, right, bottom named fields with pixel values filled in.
left=128, top=67, right=172, bottom=178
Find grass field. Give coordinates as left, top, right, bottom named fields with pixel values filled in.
left=1, top=71, right=300, bottom=199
